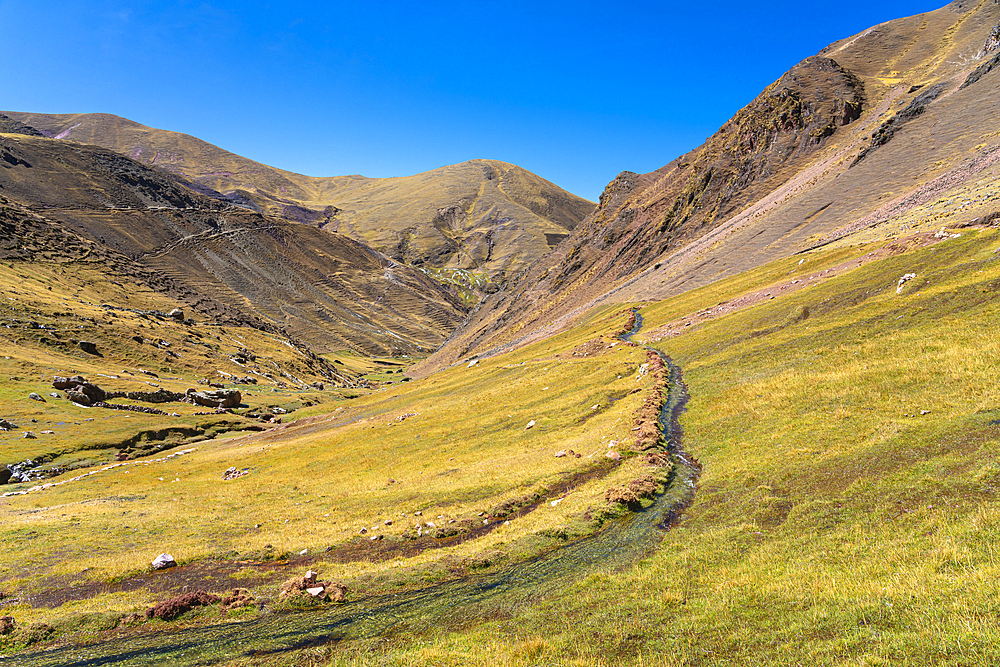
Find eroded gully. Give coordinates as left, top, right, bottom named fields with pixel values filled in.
left=7, top=310, right=701, bottom=666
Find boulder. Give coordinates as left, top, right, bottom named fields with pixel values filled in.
left=55, top=376, right=106, bottom=405
left=0, top=418, right=17, bottom=431
left=66, top=388, right=92, bottom=406
left=187, top=388, right=242, bottom=408
left=167, top=308, right=184, bottom=320
left=152, top=553, right=177, bottom=570
left=28, top=392, right=44, bottom=402
left=78, top=340, right=99, bottom=355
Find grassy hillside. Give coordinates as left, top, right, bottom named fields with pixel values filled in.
left=4, top=220, right=1000, bottom=664
left=310, top=225, right=1000, bottom=666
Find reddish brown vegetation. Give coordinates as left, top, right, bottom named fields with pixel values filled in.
left=631, top=351, right=668, bottom=451
left=145, top=590, right=220, bottom=621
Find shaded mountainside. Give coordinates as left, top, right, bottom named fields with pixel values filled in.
left=0, top=133, right=468, bottom=355
left=0, top=112, right=594, bottom=280
left=417, top=0, right=1000, bottom=374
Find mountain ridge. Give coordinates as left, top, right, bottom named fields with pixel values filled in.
left=414, top=0, right=1000, bottom=375
left=0, top=111, right=595, bottom=281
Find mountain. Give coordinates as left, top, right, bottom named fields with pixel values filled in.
left=0, top=130, right=468, bottom=355
left=0, top=112, right=595, bottom=282
left=417, top=0, right=1000, bottom=373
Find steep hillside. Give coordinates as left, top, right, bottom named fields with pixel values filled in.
left=0, top=132, right=468, bottom=355
left=418, top=0, right=1000, bottom=373
left=0, top=112, right=594, bottom=281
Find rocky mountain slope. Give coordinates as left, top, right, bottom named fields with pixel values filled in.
left=418, top=0, right=1000, bottom=373
left=0, top=112, right=594, bottom=281
left=0, top=130, right=468, bottom=355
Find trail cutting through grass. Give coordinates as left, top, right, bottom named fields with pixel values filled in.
left=5, top=310, right=700, bottom=666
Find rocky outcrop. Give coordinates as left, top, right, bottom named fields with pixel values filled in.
left=417, top=56, right=867, bottom=371
left=54, top=376, right=107, bottom=405
left=186, top=388, right=241, bottom=408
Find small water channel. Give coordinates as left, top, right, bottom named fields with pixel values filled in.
left=8, top=310, right=699, bottom=667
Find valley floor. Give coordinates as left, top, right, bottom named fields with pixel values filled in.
left=4, top=224, right=1000, bottom=666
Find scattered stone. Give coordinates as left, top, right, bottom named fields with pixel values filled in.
left=223, top=467, right=249, bottom=481
left=554, top=450, right=567, bottom=458
left=48, top=392, right=59, bottom=398
left=78, top=340, right=99, bottom=355
left=306, top=586, right=326, bottom=597
left=166, top=308, right=184, bottom=320
left=40, top=430, right=54, bottom=434
left=896, top=273, right=917, bottom=294
left=28, top=392, right=44, bottom=402
left=921, top=409, right=931, bottom=415
left=467, top=359, right=479, bottom=368
left=606, top=450, right=622, bottom=461
left=359, top=527, right=367, bottom=534
left=0, top=616, right=13, bottom=635
left=384, top=519, right=393, bottom=525
left=22, top=431, right=36, bottom=439
left=0, top=418, right=17, bottom=431
left=525, top=420, right=536, bottom=430
left=151, top=553, right=177, bottom=570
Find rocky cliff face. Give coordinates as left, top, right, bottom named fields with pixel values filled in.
left=417, top=0, right=1000, bottom=374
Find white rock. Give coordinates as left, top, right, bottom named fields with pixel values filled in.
left=152, top=553, right=176, bottom=570
left=606, top=450, right=622, bottom=461
left=554, top=450, right=567, bottom=458
left=525, top=420, right=536, bottom=430
left=306, top=586, right=326, bottom=597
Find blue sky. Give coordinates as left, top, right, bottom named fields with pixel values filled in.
left=2, top=1, right=945, bottom=201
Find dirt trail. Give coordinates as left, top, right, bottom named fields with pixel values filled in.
left=640, top=229, right=957, bottom=343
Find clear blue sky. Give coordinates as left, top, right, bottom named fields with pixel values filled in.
left=2, top=0, right=946, bottom=201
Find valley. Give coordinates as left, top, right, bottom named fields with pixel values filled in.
left=3, top=1, right=1000, bottom=665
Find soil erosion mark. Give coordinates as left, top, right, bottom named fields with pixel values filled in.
left=6, top=309, right=700, bottom=666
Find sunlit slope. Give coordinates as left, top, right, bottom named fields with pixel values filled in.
left=1, top=112, right=594, bottom=279
left=0, top=304, right=662, bottom=632
left=0, top=133, right=468, bottom=355
left=421, top=0, right=1000, bottom=372
left=309, top=226, right=1000, bottom=666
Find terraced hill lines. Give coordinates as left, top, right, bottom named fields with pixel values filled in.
left=0, top=132, right=468, bottom=355
left=1, top=112, right=595, bottom=280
